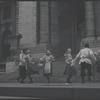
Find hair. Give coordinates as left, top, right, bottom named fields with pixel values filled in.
left=22, top=48, right=27, bottom=54
left=46, top=50, right=51, bottom=55
left=67, top=48, right=71, bottom=53
left=84, top=43, right=89, bottom=48
left=26, top=50, right=30, bottom=53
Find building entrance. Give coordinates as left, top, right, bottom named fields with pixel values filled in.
left=58, top=1, right=85, bottom=56
left=1, top=26, right=12, bottom=61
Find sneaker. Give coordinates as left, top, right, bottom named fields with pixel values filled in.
left=65, top=83, right=69, bottom=85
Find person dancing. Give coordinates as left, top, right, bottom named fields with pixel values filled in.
left=40, top=50, right=55, bottom=83
left=75, top=43, right=96, bottom=83
left=17, top=49, right=27, bottom=83
left=64, top=48, right=76, bottom=83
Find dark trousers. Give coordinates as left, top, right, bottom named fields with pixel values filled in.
left=67, top=74, right=73, bottom=83
left=27, top=74, right=33, bottom=83
left=44, top=74, right=50, bottom=83
left=17, top=65, right=26, bottom=83
left=80, top=62, right=92, bottom=83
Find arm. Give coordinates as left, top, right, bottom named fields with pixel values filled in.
left=75, top=51, right=81, bottom=61
left=64, top=53, right=67, bottom=57
left=51, top=55, right=55, bottom=61
left=28, top=54, right=32, bottom=62
left=40, top=55, right=46, bottom=62
left=90, top=50, right=96, bottom=61
left=20, top=54, right=26, bottom=63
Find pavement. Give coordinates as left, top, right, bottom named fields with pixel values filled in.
left=0, top=82, right=100, bottom=88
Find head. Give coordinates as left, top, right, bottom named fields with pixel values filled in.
left=21, top=48, right=27, bottom=54
left=67, top=48, right=71, bottom=53
left=46, top=50, right=51, bottom=55
left=97, top=50, right=100, bottom=56
left=84, top=43, right=89, bottom=48
left=26, top=50, right=30, bottom=54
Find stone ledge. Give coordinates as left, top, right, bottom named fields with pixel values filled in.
left=6, top=62, right=19, bottom=74
left=0, top=83, right=99, bottom=99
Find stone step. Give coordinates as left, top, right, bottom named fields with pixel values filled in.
left=0, top=83, right=99, bottom=99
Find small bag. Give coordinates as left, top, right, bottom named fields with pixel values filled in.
left=38, top=63, right=43, bottom=67
left=38, top=60, right=44, bottom=67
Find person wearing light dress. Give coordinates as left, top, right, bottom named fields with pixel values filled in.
left=40, top=50, right=55, bottom=83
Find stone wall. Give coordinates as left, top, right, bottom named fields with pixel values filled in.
left=81, top=1, right=100, bottom=52
left=39, top=1, right=49, bottom=43
left=17, top=1, right=37, bottom=48
left=95, top=1, right=100, bottom=36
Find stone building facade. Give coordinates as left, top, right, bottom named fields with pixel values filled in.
left=0, top=0, right=100, bottom=61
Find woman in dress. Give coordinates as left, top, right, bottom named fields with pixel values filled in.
left=40, top=50, right=55, bottom=83
left=25, top=50, right=34, bottom=83
left=63, top=48, right=76, bottom=83
left=17, top=49, right=27, bottom=83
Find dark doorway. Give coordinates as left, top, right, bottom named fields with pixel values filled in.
left=2, top=27, right=12, bottom=61
left=58, top=1, right=85, bottom=56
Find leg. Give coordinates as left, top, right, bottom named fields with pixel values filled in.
left=17, top=76, right=21, bottom=82
left=17, top=66, right=22, bottom=82
left=20, top=66, right=26, bottom=83
left=47, top=75, right=50, bottom=83
left=20, top=77, right=25, bottom=83
left=87, top=64, right=92, bottom=82
left=80, top=62, right=86, bottom=83
left=27, top=74, right=33, bottom=83
left=67, top=74, right=73, bottom=83
left=64, top=65, right=67, bottom=75
left=45, top=74, right=50, bottom=83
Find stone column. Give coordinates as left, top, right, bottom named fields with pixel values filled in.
left=39, top=1, right=49, bottom=44
left=50, top=1, right=59, bottom=47
left=85, top=1, right=95, bottom=36
left=81, top=1, right=95, bottom=47
left=95, top=1, right=100, bottom=36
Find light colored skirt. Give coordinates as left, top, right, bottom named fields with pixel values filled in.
left=43, top=62, right=52, bottom=76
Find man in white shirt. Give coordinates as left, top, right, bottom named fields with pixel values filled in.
left=17, top=49, right=27, bottom=83
left=75, top=43, right=96, bottom=83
